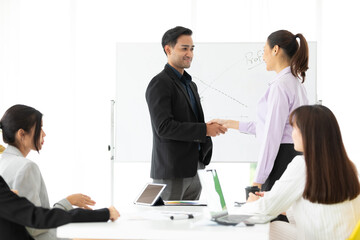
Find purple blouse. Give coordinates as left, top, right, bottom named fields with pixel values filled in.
left=238, top=66, right=308, bottom=183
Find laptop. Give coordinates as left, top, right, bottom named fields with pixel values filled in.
left=198, top=169, right=253, bottom=226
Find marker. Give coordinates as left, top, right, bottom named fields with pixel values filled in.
left=170, top=214, right=194, bottom=220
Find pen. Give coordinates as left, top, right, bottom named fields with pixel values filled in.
left=234, top=201, right=245, bottom=207
left=170, top=214, right=194, bottom=220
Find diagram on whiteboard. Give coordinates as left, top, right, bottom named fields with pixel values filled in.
left=190, top=44, right=274, bottom=126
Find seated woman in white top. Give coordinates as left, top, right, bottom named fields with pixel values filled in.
left=240, top=105, right=360, bottom=240
left=0, top=104, right=97, bottom=240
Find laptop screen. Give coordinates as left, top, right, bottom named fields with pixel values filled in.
left=198, top=169, right=228, bottom=219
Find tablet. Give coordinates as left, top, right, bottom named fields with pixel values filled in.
left=134, top=183, right=166, bottom=206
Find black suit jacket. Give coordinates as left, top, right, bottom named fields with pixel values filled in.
left=145, top=64, right=213, bottom=179
left=0, top=176, right=109, bottom=240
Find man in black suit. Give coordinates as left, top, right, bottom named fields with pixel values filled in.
left=145, top=26, right=227, bottom=200
left=0, top=175, right=119, bottom=239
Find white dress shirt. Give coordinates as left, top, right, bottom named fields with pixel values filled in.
left=0, top=145, right=72, bottom=240
left=239, top=155, right=360, bottom=240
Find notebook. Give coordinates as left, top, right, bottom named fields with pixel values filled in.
left=198, top=169, right=253, bottom=226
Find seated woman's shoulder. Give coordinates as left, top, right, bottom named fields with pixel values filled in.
left=292, top=155, right=305, bottom=163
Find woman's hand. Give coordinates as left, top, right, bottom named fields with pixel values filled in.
left=254, top=191, right=264, bottom=197
left=247, top=192, right=259, bottom=202
left=66, top=194, right=96, bottom=210
left=247, top=191, right=264, bottom=203
left=208, top=119, right=239, bottom=129
left=108, top=206, right=120, bottom=221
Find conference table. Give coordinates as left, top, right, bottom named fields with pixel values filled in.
left=57, top=204, right=269, bottom=240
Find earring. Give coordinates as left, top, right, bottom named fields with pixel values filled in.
left=273, top=53, right=276, bottom=56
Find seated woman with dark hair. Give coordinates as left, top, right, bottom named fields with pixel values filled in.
left=0, top=175, right=119, bottom=239
left=240, top=105, right=360, bottom=239
left=0, top=104, right=115, bottom=239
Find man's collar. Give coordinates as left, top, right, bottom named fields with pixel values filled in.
left=166, top=63, right=192, bottom=82
left=166, top=63, right=183, bottom=79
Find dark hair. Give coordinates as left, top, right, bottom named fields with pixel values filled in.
left=290, top=105, right=360, bottom=204
left=161, top=26, right=192, bottom=55
left=0, top=104, right=43, bottom=152
left=267, top=30, right=309, bottom=83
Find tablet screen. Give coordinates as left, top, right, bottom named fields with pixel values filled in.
left=134, top=183, right=166, bottom=205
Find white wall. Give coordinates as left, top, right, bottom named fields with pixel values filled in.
left=1, top=0, right=359, bottom=208
left=319, top=1, right=360, bottom=170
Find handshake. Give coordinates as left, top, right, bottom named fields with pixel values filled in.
left=206, top=119, right=239, bottom=137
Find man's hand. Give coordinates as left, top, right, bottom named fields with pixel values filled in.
left=206, top=122, right=227, bottom=137
left=108, top=206, right=120, bottom=221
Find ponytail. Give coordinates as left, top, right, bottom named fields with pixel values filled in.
left=267, top=30, right=309, bottom=83
left=290, top=34, right=309, bottom=83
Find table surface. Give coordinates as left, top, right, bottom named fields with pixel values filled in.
left=57, top=204, right=269, bottom=240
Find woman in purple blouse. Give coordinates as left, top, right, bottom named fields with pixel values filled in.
left=211, top=30, right=309, bottom=194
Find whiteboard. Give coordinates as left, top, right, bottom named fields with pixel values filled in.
left=115, top=42, right=317, bottom=162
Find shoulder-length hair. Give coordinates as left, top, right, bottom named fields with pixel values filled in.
left=290, top=105, right=360, bottom=204
left=0, top=104, right=43, bottom=152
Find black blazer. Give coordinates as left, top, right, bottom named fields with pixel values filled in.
left=145, top=65, right=213, bottom=179
left=0, top=176, right=109, bottom=240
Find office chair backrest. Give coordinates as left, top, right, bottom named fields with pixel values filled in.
left=0, top=144, right=5, bottom=154
left=347, top=220, right=360, bottom=240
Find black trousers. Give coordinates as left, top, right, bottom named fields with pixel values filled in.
left=261, top=144, right=301, bottom=192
